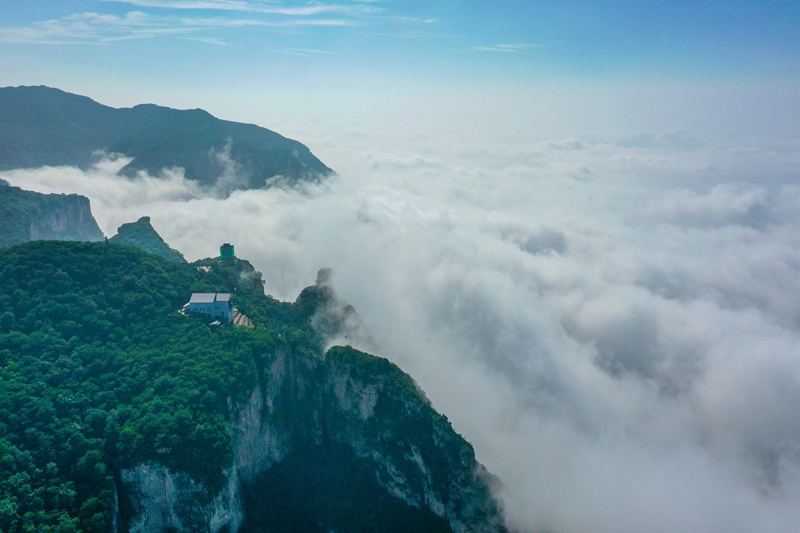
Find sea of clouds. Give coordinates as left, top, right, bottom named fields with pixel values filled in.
left=4, top=131, right=800, bottom=533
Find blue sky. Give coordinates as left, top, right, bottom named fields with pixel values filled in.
left=1, top=1, right=799, bottom=143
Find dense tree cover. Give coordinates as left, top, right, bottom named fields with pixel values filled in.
left=0, top=241, right=309, bottom=532
left=0, top=240, right=486, bottom=533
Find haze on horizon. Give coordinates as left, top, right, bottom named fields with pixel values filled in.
left=3, top=2, right=800, bottom=532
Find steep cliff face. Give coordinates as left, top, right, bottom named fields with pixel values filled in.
left=118, top=464, right=243, bottom=533
left=118, top=345, right=506, bottom=533
left=319, top=349, right=503, bottom=533
left=0, top=183, right=104, bottom=247
left=28, top=194, right=102, bottom=242
left=0, top=241, right=504, bottom=533
left=230, top=353, right=294, bottom=483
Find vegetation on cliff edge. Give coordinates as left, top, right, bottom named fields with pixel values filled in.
left=0, top=242, right=295, bottom=531
left=0, top=241, right=497, bottom=533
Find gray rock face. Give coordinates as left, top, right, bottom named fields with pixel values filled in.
left=0, top=183, right=104, bottom=247
left=118, top=346, right=506, bottom=533
left=230, top=353, right=293, bottom=483
left=28, top=194, right=103, bottom=242
left=119, top=464, right=243, bottom=533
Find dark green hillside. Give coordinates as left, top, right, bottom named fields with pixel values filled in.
left=108, top=216, right=186, bottom=263
left=0, top=242, right=502, bottom=533
left=0, top=86, right=117, bottom=170
left=0, top=242, right=283, bottom=531
left=0, top=86, right=333, bottom=193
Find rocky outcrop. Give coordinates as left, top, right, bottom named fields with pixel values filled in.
left=118, top=345, right=506, bottom=533
left=317, top=347, right=505, bottom=533
left=109, top=216, right=187, bottom=263
left=28, top=194, right=102, bottom=242
left=294, top=268, right=376, bottom=350
left=0, top=183, right=104, bottom=247
left=118, top=464, right=242, bottom=533
left=230, top=355, right=293, bottom=483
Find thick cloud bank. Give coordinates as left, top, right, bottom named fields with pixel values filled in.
left=4, top=134, right=800, bottom=532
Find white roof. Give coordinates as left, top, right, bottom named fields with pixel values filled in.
left=189, top=293, right=232, bottom=304
left=190, top=293, right=216, bottom=304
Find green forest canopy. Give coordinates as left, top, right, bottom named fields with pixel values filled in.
left=0, top=240, right=469, bottom=533
left=0, top=241, right=319, bottom=532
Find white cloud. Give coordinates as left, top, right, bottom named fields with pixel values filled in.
left=4, top=132, right=800, bottom=532
left=103, top=0, right=253, bottom=9
left=183, top=36, right=230, bottom=45
left=474, top=43, right=539, bottom=53
left=0, top=11, right=199, bottom=44
left=279, top=47, right=336, bottom=56
left=0, top=2, right=378, bottom=44
left=103, top=0, right=367, bottom=16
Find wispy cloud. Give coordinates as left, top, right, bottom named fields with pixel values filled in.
left=0, top=11, right=199, bottom=44
left=180, top=16, right=352, bottom=28
left=474, top=43, right=539, bottom=53
left=0, top=1, right=392, bottom=44
left=102, top=0, right=372, bottom=16
left=103, top=0, right=252, bottom=9
left=183, top=36, right=230, bottom=45
left=0, top=9, right=358, bottom=44
left=279, top=47, right=336, bottom=56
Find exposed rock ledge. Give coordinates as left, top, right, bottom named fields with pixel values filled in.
left=119, top=464, right=242, bottom=533
left=115, top=346, right=506, bottom=533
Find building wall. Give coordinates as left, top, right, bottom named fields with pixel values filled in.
left=188, top=301, right=233, bottom=321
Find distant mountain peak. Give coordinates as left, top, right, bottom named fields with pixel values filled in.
left=0, top=85, right=333, bottom=196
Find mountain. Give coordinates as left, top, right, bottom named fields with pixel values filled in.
left=0, top=179, right=188, bottom=262
left=109, top=216, right=186, bottom=263
left=0, top=180, right=104, bottom=247
left=0, top=241, right=506, bottom=533
left=0, top=86, right=333, bottom=194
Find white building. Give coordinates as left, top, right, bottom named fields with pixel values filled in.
left=187, top=293, right=233, bottom=322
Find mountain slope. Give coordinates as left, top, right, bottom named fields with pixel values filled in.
left=108, top=216, right=186, bottom=263
left=0, top=180, right=104, bottom=247
left=0, top=241, right=506, bottom=533
left=0, top=86, right=333, bottom=193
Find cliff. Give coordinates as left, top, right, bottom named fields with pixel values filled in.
left=0, top=242, right=506, bottom=533
left=0, top=182, right=104, bottom=247
left=114, top=346, right=504, bottom=533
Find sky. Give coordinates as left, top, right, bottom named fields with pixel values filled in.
left=1, top=1, right=799, bottom=144
left=3, top=2, right=800, bottom=533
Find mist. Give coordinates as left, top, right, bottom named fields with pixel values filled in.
left=4, top=132, right=800, bottom=532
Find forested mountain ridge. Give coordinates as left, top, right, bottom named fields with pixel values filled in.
left=0, top=86, right=333, bottom=194
left=0, top=241, right=506, bottom=533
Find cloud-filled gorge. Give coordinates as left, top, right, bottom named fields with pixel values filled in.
left=4, top=134, right=800, bottom=533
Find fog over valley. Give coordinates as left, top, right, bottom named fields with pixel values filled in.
left=3, top=2, right=799, bottom=529
left=6, top=127, right=800, bottom=532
